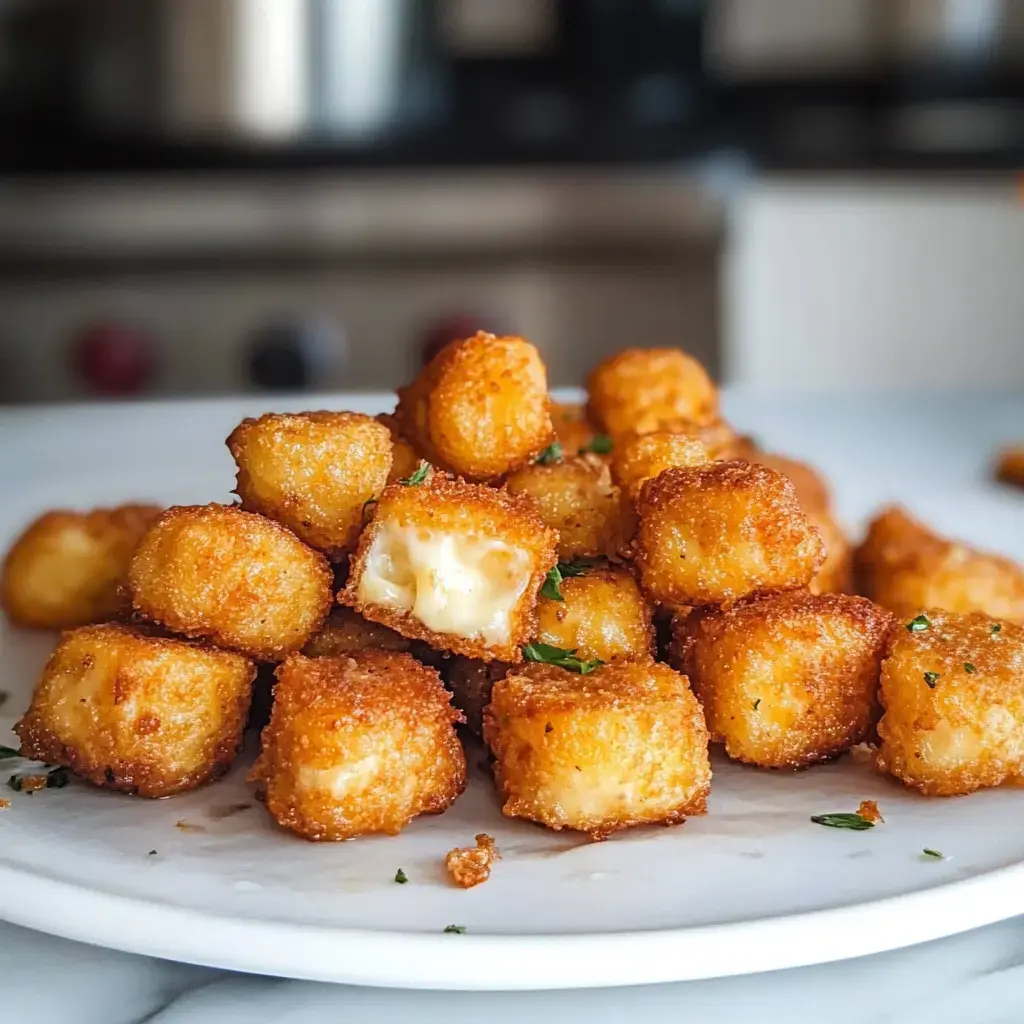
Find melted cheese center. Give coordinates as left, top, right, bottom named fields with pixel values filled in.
left=357, top=525, right=532, bottom=644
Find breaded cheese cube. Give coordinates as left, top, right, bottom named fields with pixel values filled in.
left=342, top=474, right=557, bottom=661
left=808, top=509, right=854, bottom=596
left=375, top=413, right=423, bottom=483
left=2, top=504, right=162, bottom=629
left=746, top=452, right=832, bottom=515
left=252, top=651, right=466, bottom=840
left=856, top=506, right=1024, bottom=624
left=505, top=455, right=628, bottom=561
left=15, top=623, right=255, bottom=797
left=227, top=411, right=392, bottom=561
left=445, top=655, right=511, bottom=736
left=129, top=504, right=332, bottom=661
left=534, top=564, right=654, bottom=663
left=611, top=430, right=710, bottom=504
left=395, top=331, right=554, bottom=480
left=635, top=462, right=825, bottom=607
left=550, top=402, right=602, bottom=456
left=678, top=592, right=895, bottom=769
left=586, top=348, right=718, bottom=438
left=302, top=605, right=413, bottom=657
left=484, top=660, right=710, bottom=838
left=876, top=610, right=1024, bottom=796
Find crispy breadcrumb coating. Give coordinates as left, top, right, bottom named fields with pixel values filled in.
left=302, top=605, right=413, bottom=657
left=611, top=430, right=710, bottom=503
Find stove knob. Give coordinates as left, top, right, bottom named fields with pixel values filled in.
left=71, top=322, right=157, bottom=397
left=246, top=317, right=347, bottom=391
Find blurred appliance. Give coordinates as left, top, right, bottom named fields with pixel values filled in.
left=0, top=173, right=721, bottom=401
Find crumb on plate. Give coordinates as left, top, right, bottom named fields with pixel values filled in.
left=445, top=833, right=500, bottom=888
left=857, top=799, right=884, bottom=823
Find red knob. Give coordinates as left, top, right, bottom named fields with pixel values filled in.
left=71, top=322, right=157, bottom=396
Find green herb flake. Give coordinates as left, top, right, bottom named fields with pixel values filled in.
left=443, top=925, right=466, bottom=934
left=922, top=848, right=944, bottom=860
left=992, top=623, right=1002, bottom=634
left=394, top=868, right=408, bottom=884
left=964, top=662, right=976, bottom=674
left=923, top=671, right=940, bottom=688
left=536, top=442, right=563, bottom=466
left=0, top=744, right=21, bottom=760
left=541, top=566, right=565, bottom=602
left=752, top=698, right=761, bottom=711
left=399, top=461, right=431, bottom=487
left=906, top=614, right=931, bottom=633
left=810, top=813, right=875, bottom=832
left=557, top=559, right=595, bottom=579
left=522, top=642, right=603, bottom=675
left=578, top=435, right=613, bottom=456
left=148, top=850, right=158, bottom=856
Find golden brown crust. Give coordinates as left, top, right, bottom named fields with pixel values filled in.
left=745, top=453, right=832, bottom=515
left=302, top=605, right=412, bottom=657
left=15, top=623, right=255, bottom=797
left=586, top=348, right=718, bottom=438
left=856, top=505, right=1024, bottom=624
left=484, top=660, right=711, bottom=838
left=129, top=504, right=333, bottom=661
left=809, top=509, right=854, bottom=596
left=2, top=504, right=162, bottom=629
left=252, top=652, right=466, bottom=840
left=375, top=413, right=423, bottom=483
left=534, top=565, right=654, bottom=663
left=341, top=474, right=558, bottom=661
left=550, top=402, right=601, bottom=456
left=395, top=332, right=554, bottom=480
left=610, top=430, right=710, bottom=504
left=679, top=591, right=895, bottom=769
left=634, top=461, right=825, bottom=607
left=876, top=610, right=1024, bottom=796
left=227, top=410, right=392, bottom=561
left=504, top=455, right=630, bottom=562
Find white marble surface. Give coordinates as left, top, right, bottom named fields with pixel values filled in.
left=5, top=916, right=1024, bottom=1022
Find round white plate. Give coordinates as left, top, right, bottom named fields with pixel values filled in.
left=1, top=390, right=1023, bottom=990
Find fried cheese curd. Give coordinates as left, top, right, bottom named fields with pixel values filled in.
left=504, top=454, right=628, bottom=561
left=808, top=508, right=854, bottom=596
left=395, top=331, right=554, bottom=480
left=342, top=474, right=557, bottom=661
left=610, top=430, right=710, bottom=504
left=534, top=564, right=654, bottom=663
left=375, top=413, right=423, bottom=483
left=586, top=347, right=718, bottom=438
left=674, top=592, right=894, bottom=769
left=2, top=504, right=162, bottom=629
left=743, top=452, right=831, bottom=516
left=252, top=652, right=466, bottom=840
left=302, top=605, right=412, bottom=658
left=129, top=504, right=332, bottom=661
left=635, top=462, right=825, bottom=607
left=15, top=624, right=255, bottom=797
left=550, top=402, right=601, bottom=456
left=444, top=656, right=510, bottom=736
left=227, top=411, right=392, bottom=561
left=484, top=660, right=710, bottom=838
left=856, top=506, right=1024, bottom=624
left=876, top=610, right=1024, bottom=796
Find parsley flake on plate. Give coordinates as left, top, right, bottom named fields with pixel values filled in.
left=922, top=848, right=944, bottom=860
left=522, top=642, right=603, bottom=675
left=394, top=868, right=408, bottom=884
left=443, top=925, right=466, bottom=934
left=810, top=813, right=875, bottom=831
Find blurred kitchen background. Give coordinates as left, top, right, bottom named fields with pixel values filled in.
left=0, top=0, right=1021, bottom=402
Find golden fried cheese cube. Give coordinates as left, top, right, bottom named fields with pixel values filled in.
left=610, top=430, right=710, bottom=504
left=15, top=624, right=255, bottom=797
left=2, top=504, right=162, bottom=629
left=375, top=413, right=424, bottom=484
left=876, top=610, right=1024, bottom=796
left=252, top=652, right=466, bottom=840
left=395, top=332, right=554, bottom=480
left=678, top=592, right=894, bottom=769
left=342, top=474, right=557, bottom=661
left=302, top=605, right=412, bottom=658
left=635, top=462, right=825, bottom=607
left=484, top=660, right=710, bottom=838
left=129, top=504, right=332, bottom=661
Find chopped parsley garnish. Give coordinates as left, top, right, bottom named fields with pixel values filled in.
left=540, top=559, right=596, bottom=601
left=399, top=462, right=430, bottom=486
left=578, top=435, right=613, bottom=456
left=522, top=642, right=603, bottom=675
left=907, top=614, right=931, bottom=633
left=443, top=925, right=466, bottom=934
left=394, top=868, right=408, bottom=884
left=964, top=662, right=976, bottom=674
left=810, top=813, right=875, bottom=831
left=752, top=698, right=761, bottom=711
left=923, top=671, right=940, bottom=688
left=148, top=850, right=158, bottom=856
left=992, top=623, right=1002, bottom=634
left=922, top=848, right=944, bottom=859
left=536, top=442, right=563, bottom=465
left=558, top=559, right=595, bottom=578
left=0, top=745, right=21, bottom=760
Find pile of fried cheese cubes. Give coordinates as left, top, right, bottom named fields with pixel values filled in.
left=6, top=333, right=1024, bottom=844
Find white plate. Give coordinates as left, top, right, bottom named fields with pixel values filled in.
left=1, top=390, right=1024, bottom=991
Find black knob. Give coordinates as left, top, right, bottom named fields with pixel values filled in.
left=246, top=318, right=347, bottom=391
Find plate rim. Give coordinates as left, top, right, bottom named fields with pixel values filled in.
left=1, top=856, right=1022, bottom=989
